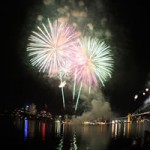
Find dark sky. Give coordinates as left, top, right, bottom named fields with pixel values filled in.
left=2, top=0, right=150, bottom=116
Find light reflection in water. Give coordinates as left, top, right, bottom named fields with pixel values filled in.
left=114, top=123, right=118, bottom=138
left=56, top=127, right=78, bottom=150
left=70, top=131, right=78, bottom=150
left=57, top=135, right=64, bottom=150
left=118, top=123, right=122, bottom=136
left=12, top=119, right=150, bottom=149
left=55, top=120, right=61, bottom=137
left=111, top=123, right=114, bottom=137
left=111, top=123, right=131, bottom=138
left=109, top=122, right=149, bottom=139
left=24, top=119, right=35, bottom=140
left=127, top=123, right=131, bottom=138
left=123, top=124, right=126, bottom=136
left=24, top=119, right=28, bottom=140
left=42, top=122, right=46, bottom=141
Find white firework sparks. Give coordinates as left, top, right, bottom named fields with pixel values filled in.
left=27, top=18, right=80, bottom=78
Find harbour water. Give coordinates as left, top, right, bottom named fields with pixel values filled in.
left=0, top=116, right=150, bottom=150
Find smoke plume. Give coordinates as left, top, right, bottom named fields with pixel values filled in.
left=72, top=88, right=115, bottom=124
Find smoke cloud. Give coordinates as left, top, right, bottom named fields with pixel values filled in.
left=72, top=87, right=115, bottom=124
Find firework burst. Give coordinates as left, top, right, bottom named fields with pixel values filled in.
left=26, top=18, right=113, bottom=112
left=27, top=18, right=80, bottom=77
left=27, top=18, right=80, bottom=109
left=72, top=37, right=113, bottom=111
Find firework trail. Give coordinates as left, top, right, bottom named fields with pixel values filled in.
left=72, top=37, right=113, bottom=112
left=27, top=18, right=80, bottom=109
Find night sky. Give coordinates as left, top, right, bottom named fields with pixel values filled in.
left=2, top=0, right=150, bottom=116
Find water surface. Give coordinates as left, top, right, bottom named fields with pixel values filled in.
left=0, top=117, right=150, bottom=150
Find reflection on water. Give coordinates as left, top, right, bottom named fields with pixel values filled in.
left=57, top=135, right=64, bottom=150
left=12, top=119, right=150, bottom=150
left=70, top=131, right=78, bottom=150
left=111, top=122, right=150, bottom=139
left=56, top=128, right=78, bottom=150
left=111, top=123, right=131, bottom=138
left=42, top=122, right=46, bottom=141
left=24, top=119, right=28, bottom=140
left=23, top=119, right=35, bottom=140
left=55, top=120, right=61, bottom=137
